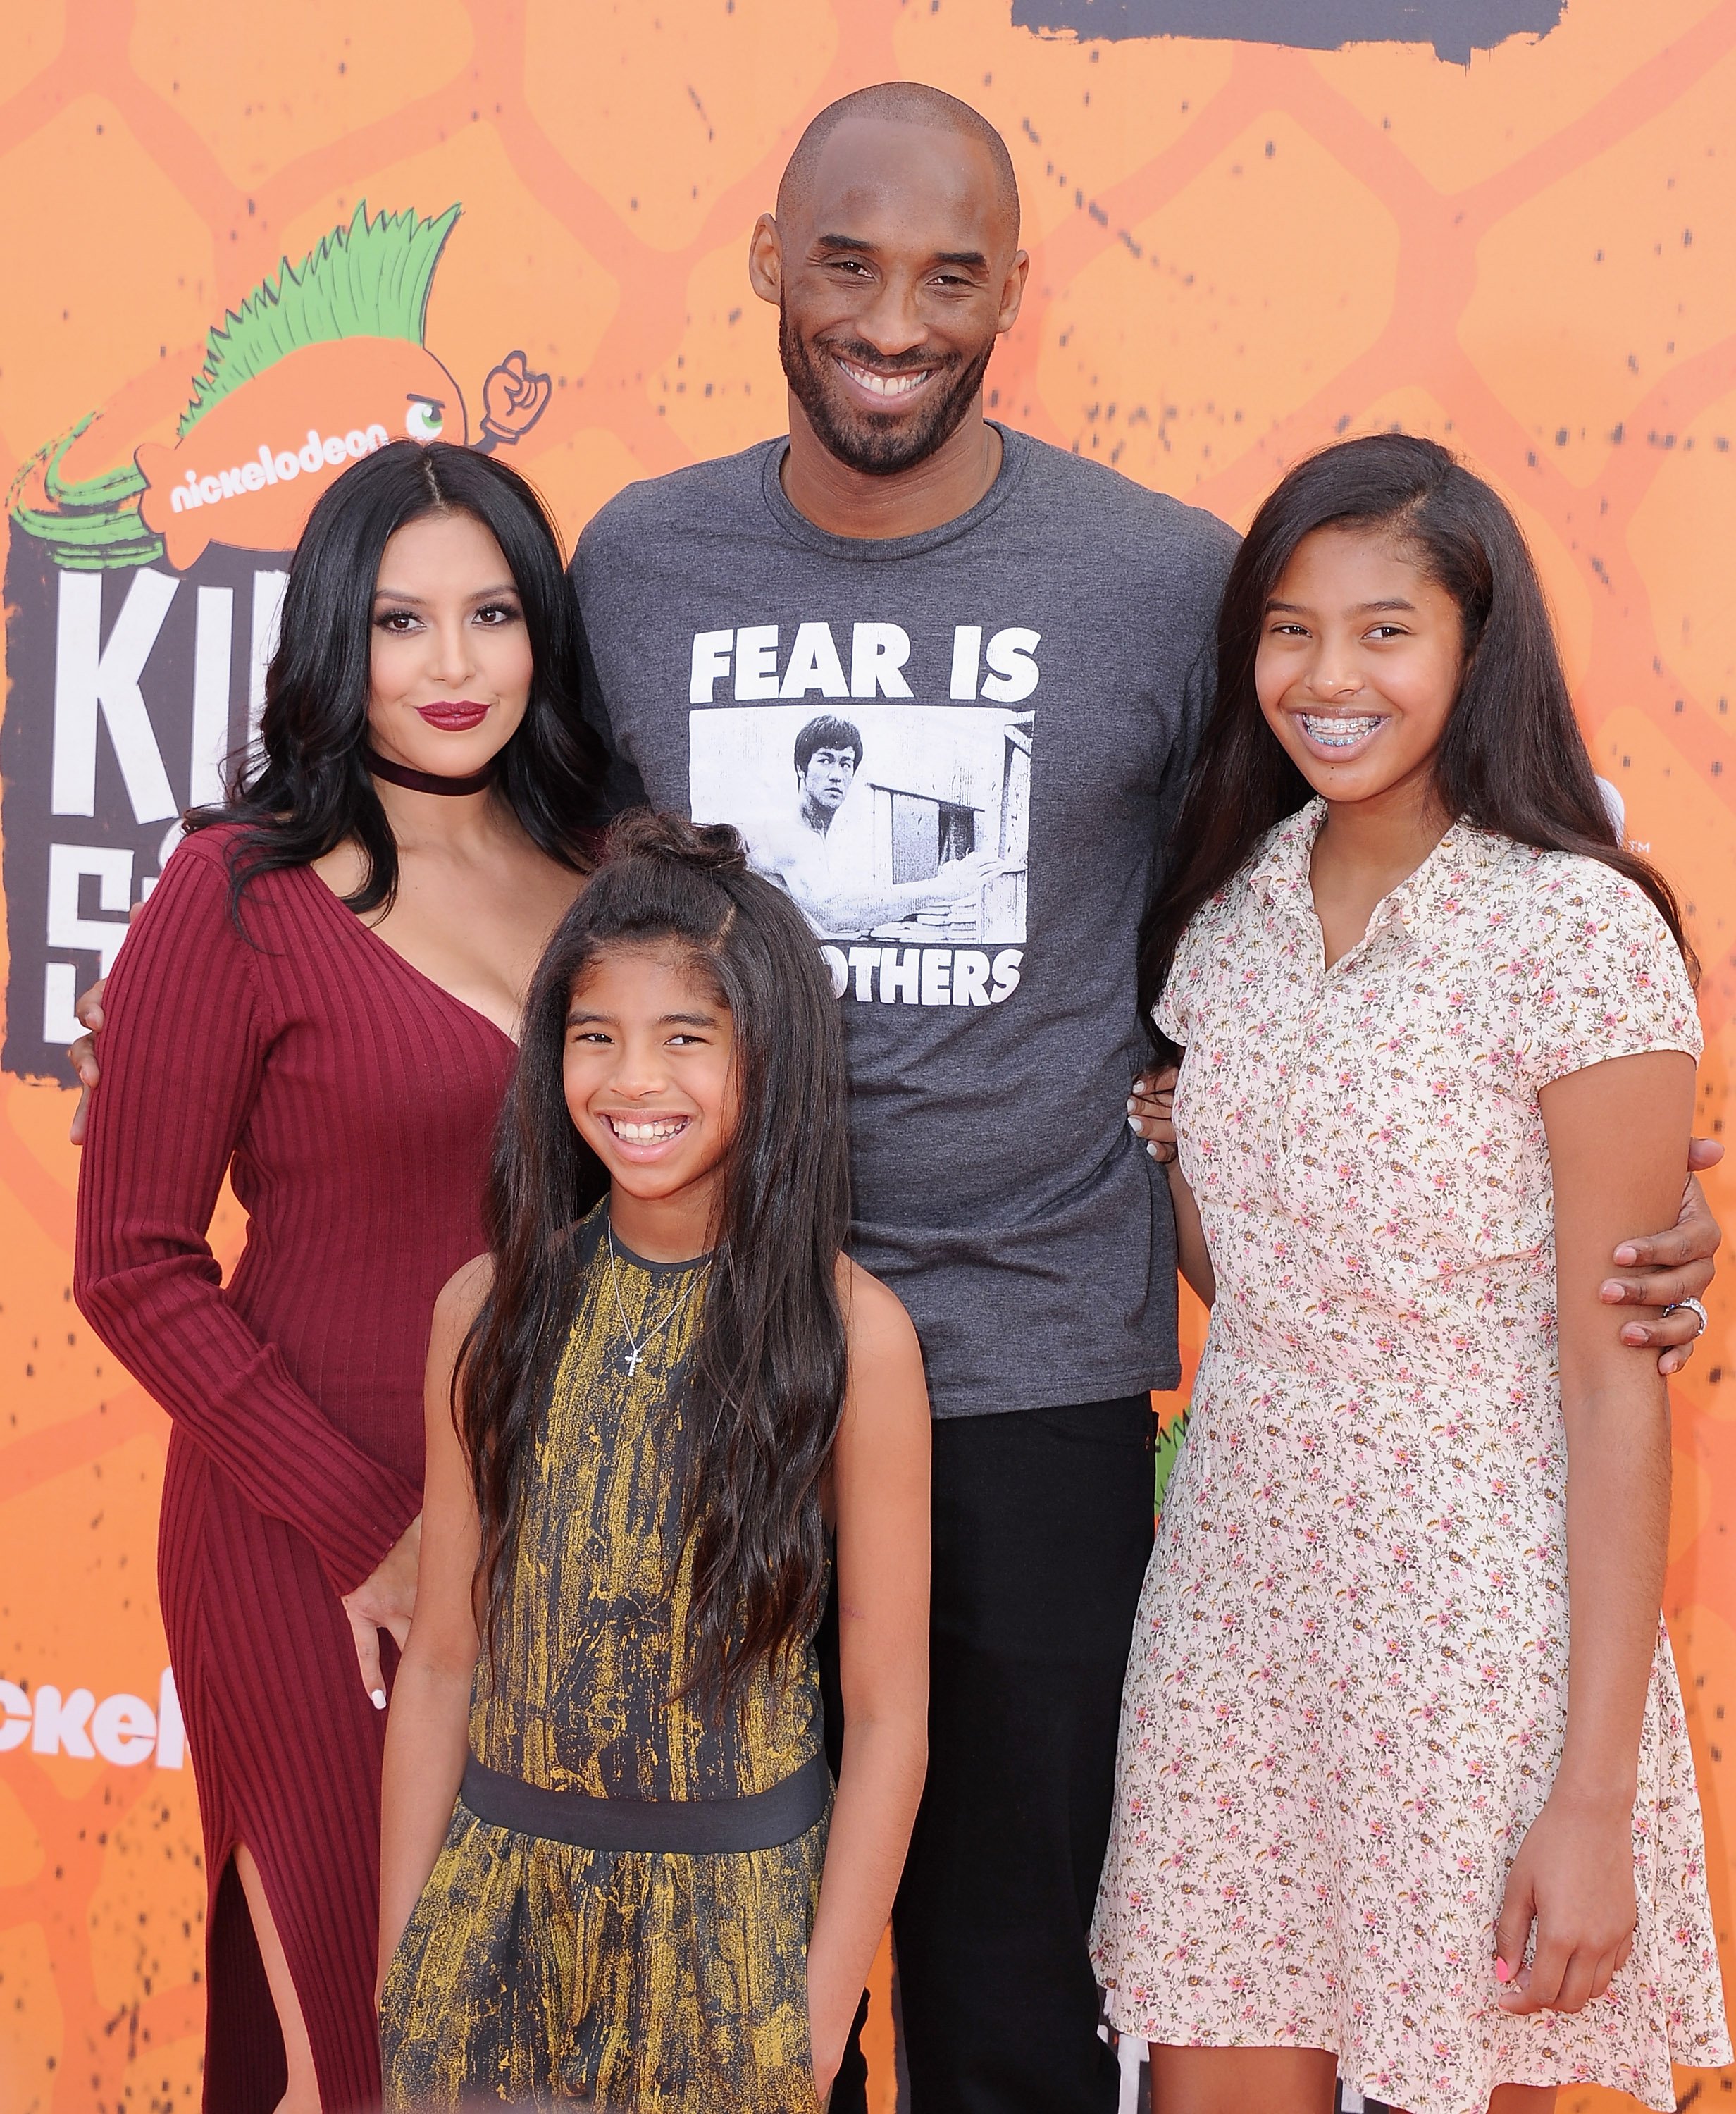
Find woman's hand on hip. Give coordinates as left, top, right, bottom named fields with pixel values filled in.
left=1494, top=1787, right=1637, bottom=2016
left=340, top=1514, right=423, bottom=1709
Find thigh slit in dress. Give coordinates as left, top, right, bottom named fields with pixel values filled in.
left=77, top=828, right=516, bottom=2113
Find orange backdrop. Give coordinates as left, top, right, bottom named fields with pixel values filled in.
left=2, top=4, right=1734, bottom=2110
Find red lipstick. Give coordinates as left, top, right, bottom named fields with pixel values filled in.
left=415, top=701, right=490, bottom=731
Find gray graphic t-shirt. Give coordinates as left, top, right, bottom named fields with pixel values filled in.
left=572, top=427, right=1236, bottom=1417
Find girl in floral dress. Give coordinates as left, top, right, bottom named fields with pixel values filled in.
left=1091, top=434, right=1730, bottom=2114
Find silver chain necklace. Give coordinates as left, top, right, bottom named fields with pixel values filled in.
left=604, top=1220, right=707, bottom=1377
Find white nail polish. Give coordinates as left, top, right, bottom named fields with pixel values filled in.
left=1127, top=1097, right=1137, bottom=1112
left=1147, top=1142, right=1159, bottom=1158
left=371, top=1688, right=387, bottom=1710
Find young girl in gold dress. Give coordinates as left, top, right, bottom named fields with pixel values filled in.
left=376, top=813, right=931, bottom=2110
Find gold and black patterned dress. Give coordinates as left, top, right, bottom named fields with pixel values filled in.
left=380, top=1209, right=826, bottom=2110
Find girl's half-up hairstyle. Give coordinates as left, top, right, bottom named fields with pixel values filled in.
left=459, top=811, right=852, bottom=1713
left=1139, top=432, right=1694, bottom=1052
left=186, top=439, right=603, bottom=914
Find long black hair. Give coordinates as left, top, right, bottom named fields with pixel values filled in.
left=459, top=810, right=852, bottom=1712
left=186, top=440, right=603, bottom=911
left=1139, top=432, right=1694, bottom=1051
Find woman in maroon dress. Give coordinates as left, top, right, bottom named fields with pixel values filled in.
left=75, top=440, right=602, bottom=2113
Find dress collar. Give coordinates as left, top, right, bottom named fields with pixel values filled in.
left=1244, top=798, right=1504, bottom=936
left=1244, top=800, right=1326, bottom=908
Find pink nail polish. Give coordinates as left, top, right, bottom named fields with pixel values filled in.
left=1494, top=1958, right=1511, bottom=1984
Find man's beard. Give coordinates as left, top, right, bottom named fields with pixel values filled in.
left=779, top=304, right=995, bottom=478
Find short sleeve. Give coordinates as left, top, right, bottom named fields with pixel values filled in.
left=1511, top=858, right=1701, bottom=1089
left=1153, top=901, right=1217, bottom=1049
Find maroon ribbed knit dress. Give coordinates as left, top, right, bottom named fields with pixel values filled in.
left=75, top=823, right=517, bottom=2113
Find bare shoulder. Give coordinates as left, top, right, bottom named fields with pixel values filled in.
left=835, top=1254, right=924, bottom=1375
left=309, top=837, right=371, bottom=908
left=435, top=1253, right=495, bottom=1335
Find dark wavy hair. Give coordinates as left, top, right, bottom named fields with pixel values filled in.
left=186, top=439, right=603, bottom=912
left=459, top=810, right=852, bottom=1712
left=1139, top=433, right=1694, bottom=1053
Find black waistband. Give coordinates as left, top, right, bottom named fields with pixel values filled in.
left=459, top=1745, right=830, bottom=1853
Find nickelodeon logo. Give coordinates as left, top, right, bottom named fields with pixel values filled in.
left=168, top=423, right=394, bottom=514
left=136, top=334, right=466, bottom=569
left=13, top=202, right=552, bottom=591
left=1, top=1667, right=186, bottom=1769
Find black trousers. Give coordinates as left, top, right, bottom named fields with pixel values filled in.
left=824, top=1395, right=1158, bottom=2114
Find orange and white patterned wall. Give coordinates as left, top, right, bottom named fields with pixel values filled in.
left=1, top=4, right=1733, bottom=2110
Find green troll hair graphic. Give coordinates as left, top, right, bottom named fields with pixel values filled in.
left=8, top=202, right=461, bottom=571
left=177, top=202, right=461, bottom=435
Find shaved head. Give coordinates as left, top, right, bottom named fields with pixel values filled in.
left=778, top=82, right=1020, bottom=241
left=750, top=79, right=1029, bottom=490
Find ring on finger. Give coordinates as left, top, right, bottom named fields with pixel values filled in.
left=1663, top=1296, right=1710, bottom=1339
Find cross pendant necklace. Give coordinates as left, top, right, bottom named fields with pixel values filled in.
left=605, top=1220, right=706, bottom=1379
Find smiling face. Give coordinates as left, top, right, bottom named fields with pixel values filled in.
left=1256, top=526, right=1466, bottom=817
left=367, top=508, right=533, bottom=777
left=563, top=944, right=739, bottom=1233
left=752, top=115, right=1028, bottom=477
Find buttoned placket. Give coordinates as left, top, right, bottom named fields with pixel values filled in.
left=1251, top=806, right=1461, bottom=1224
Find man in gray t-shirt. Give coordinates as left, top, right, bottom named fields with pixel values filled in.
left=578, top=426, right=1234, bottom=1422
left=573, top=82, right=1232, bottom=2114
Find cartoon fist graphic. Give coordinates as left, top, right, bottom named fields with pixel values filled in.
left=478, top=350, right=552, bottom=448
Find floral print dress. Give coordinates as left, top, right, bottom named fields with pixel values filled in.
left=1089, top=803, right=1729, bottom=2114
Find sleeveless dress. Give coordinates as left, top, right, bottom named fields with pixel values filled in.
left=380, top=1210, right=828, bottom=2111
left=1090, top=808, right=1730, bottom=2114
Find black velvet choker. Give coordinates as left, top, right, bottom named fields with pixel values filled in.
left=364, top=746, right=497, bottom=797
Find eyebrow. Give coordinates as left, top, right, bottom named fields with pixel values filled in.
left=372, top=583, right=521, bottom=606
left=813, top=233, right=988, bottom=270
left=1264, top=597, right=1418, bottom=615
left=565, top=1010, right=721, bottom=1027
